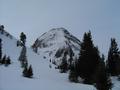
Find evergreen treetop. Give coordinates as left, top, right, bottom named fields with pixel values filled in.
left=20, top=32, right=26, bottom=45
left=77, top=31, right=100, bottom=84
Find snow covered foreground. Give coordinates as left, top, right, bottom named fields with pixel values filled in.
left=0, top=31, right=95, bottom=90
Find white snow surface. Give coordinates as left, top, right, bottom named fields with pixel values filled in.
left=37, top=28, right=80, bottom=50
left=112, top=77, right=120, bottom=90
left=0, top=30, right=96, bottom=90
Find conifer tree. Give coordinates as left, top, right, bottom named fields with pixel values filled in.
left=27, top=65, right=33, bottom=78
left=23, top=66, right=28, bottom=77
left=32, top=39, right=39, bottom=53
left=95, top=55, right=112, bottom=90
left=18, top=46, right=28, bottom=68
left=0, top=25, right=4, bottom=30
left=2, top=55, right=6, bottom=64
left=20, top=32, right=26, bottom=45
left=59, top=52, right=68, bottom=73
left=0, top=38, right=2, bottom=63
left=69, top=62, right=78, bottom=82
left=68, top=47, right=74, bottom=69
left=6, top=56, right=11, bottom=64
left=4, top=56, right=11, bottom=66
left=0, top=25, right=4, bottom=34
left=77, top=31, right=100, bottom=84
left=23, top=65, right=33, bottom=78
left=106, top=38, right=120, bottom=76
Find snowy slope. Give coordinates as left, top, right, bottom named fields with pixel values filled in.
left=0, top=29, right=96, bottom=90
left=0, top=28, right=119, bottom=90
left=112, top=77, right=120, bottom=90
left=32, top=28, right=81, bottom=65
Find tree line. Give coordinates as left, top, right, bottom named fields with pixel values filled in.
left=59, top=31, right=120, bottom=90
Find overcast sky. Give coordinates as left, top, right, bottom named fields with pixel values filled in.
left=0, top=0, right=120, bottom=55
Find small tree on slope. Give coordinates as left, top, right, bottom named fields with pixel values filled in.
left=18, top=46, right=28, bottom=68
left=5, top=56, right=11, bottom=66
left=27, top=65, right=33, bottom=78
left=23, top=65, right=33, bottom=78
left=20, top=32, right=26, bottom=46
left=23, top=66, right=28, bottom=77
left=59, top=51, right=68, bottom=73
left=1, top=55, right=6, bottom=64
left=69, top=62, right=78, bottom=83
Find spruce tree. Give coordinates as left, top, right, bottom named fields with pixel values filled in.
left=116, top=57, right=120, bottom=75
left=18, top=46, right=28, bottom=68
left=27, top=65, right=33, bottom=78
left=95, top=55, right=112, bottom=90
left=20, top=32, right=26, bottom=45
left=59, top=52, right=68, bottom=73
left=0, top=25, right=4, bottom=34
left=2, top=55, right=6, bottom=64
left=68, top=47, right=74, bottom=69
left=23, top=66, right=28, bottom=77
left=0, top=38, right=2, bottom=63
left=106, top=38, right=120, bottom=76
left=6, top=56, right=11, bottom=64
left=69, top=62, right=78, bottom=82
left=23, top=65, right=33, bottom=78
left=0, top=25, right=4, bottom=30
left=77, top=31, right=100, bottom=84
left=32, top=39, right=39, bottom=53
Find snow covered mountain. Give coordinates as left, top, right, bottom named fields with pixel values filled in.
left=0, top=26, right=96, bottom=90
left=0, top=26, right=119, bottom=90
left=32, top=28, right=81, bottom=66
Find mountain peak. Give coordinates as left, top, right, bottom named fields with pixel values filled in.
left=33, top=28, right=80, bottom=49
left=49, top=27, right=70, bottom=34
left=38, top=27, right=69, bottom=41
left=32, top=28, right=81, bottom=65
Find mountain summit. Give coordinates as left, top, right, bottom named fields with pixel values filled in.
left=32, top=28, right=81, bottom=65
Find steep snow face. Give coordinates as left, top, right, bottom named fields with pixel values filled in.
left=0, top=28, right=21, bottom=62
left=36, top=28, right=80, bottom=49
left=32, top=28, right=81, bottom=65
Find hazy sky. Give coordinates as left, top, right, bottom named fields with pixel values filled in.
left=0, top=0, right=120, bottom=55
